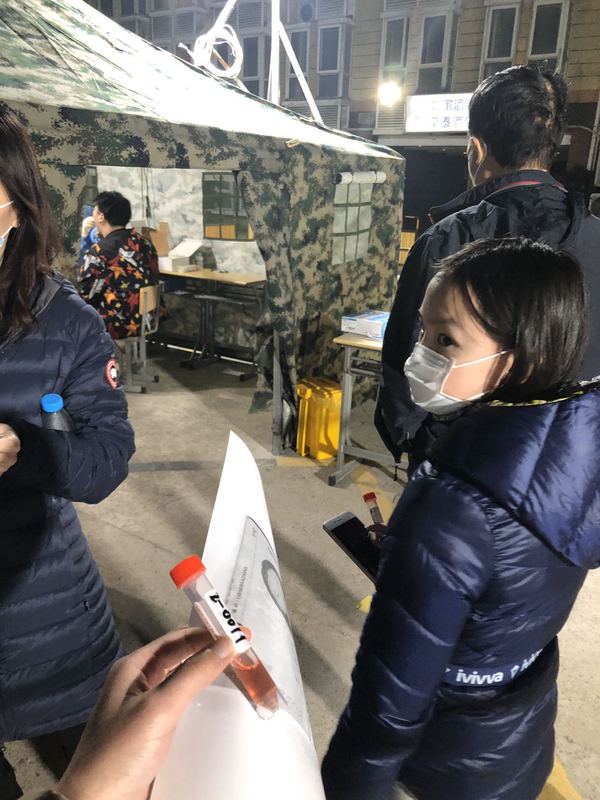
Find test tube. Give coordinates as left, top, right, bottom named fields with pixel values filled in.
left=363, top=491, right=385, bottom=526
left=170, top=555, right=279, bottom=720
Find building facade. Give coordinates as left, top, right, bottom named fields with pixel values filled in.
left=88, top=0, right=600, bottom=216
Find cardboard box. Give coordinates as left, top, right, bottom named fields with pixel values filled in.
left=141, top=221, right=170, bottom=256
left=341, top=310, right=390, bottom=340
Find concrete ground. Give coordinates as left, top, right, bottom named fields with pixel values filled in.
left=7, top=349, right=600, bottom=799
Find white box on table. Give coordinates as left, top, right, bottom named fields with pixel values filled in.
left=158, top=255, right=197, bottom=272
left=341, top=310, right=390, bottom=339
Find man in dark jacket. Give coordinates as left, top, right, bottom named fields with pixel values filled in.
left=375, top=66, right=600, bottom=466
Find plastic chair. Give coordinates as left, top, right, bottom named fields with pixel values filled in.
left=121, top=283, right=161, bottom=394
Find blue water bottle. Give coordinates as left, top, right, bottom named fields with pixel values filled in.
left=41, top=393, right=73, bottom=432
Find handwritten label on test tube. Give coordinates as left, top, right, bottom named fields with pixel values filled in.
left=170, top=555, right=279, bottom=719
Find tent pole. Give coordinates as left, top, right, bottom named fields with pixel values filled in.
left=268, top=0, right=281, bottom=105
left=279, top=22, right=323, bottom=125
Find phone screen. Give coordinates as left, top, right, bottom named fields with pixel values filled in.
left=323, top=512, right=380, bottom=581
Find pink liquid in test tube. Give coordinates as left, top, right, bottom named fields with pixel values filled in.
left=170, top=555, right=279, bottom=720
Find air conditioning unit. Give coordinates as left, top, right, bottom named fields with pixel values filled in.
left=317, top=101, right=348, bottom=128
left=590, top=193, right=600, bottom=218
left=285, top=101, right=312, bottom=118
left=153, top=14, right=173, bottom=40
left=375, top=100, right=406, bottom=134
left=283, top=101, right=347, bottom=129
left=317, top=0, right=353, bottom=20
left=384, top=0, right=417, bottom=10
left=238, top=1, right=263, bottom=29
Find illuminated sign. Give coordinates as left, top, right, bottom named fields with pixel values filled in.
left=405, top=93, right=473, bottom=133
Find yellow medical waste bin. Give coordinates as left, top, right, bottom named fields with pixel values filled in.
left=296, top=378, right=342, bottom=461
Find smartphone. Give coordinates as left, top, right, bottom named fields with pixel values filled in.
left=323, top=511, right=380, bottom=581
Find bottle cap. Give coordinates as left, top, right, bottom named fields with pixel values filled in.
left=170, top=555, right=206, bottom=588
left=363, top=491, right=377, bottom=503
left=41, top=393, right=64, bottom=414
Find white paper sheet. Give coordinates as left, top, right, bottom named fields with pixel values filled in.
left=151, top=432, right=325, bottom=800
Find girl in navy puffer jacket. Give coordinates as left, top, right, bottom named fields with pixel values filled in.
left=322, top=238, right=600, bottom=800
left=0, top=106, right=134, bottom=799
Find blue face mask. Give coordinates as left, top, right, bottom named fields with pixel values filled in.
left=0, top=199, right=14, bottom=247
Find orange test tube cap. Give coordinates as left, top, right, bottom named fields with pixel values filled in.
left=363, top=491, right=377, bottom=503
left=170, top=555, right=206, bottom=588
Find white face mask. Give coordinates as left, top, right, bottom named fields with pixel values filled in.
left=404, top=341, right=511, bottom=415
left=0, top=199, right=14, bottom=247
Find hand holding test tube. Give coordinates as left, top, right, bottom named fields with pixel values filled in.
left=170, top=555, right=279, bottom=720
left=362, top=492, right=387, bottom=544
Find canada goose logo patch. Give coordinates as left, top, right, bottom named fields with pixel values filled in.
left=105, top=357, right=119, bottom=389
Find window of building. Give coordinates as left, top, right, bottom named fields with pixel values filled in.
left=203, top=173, right=254, bottom=241
left=318, top=26, right=340, bottom=98
left=417, top=14, right=450, bottom=93
left=349, top=110, right=376, bottom=130
left=153, top=0, right=171, bottom=11
left=332, top=182, right=373, bottom=265
left=100, top=0, right=114, bottom=16
left=380, top=16, right=409, bottom=90
left=242, top=36, right=260, bottom=95
left=482, top=5, right=518, bottom=78
left=528, top=0, right=568, bottom=71
left=120, top=0, right=134, bottom=14
left=317, top=24, right=351, bottom=99
left=138, top=0, right=147, bottom=13
left=241, top=34, right=270, bottom=98
left=287, top=29, right=309, bottom=101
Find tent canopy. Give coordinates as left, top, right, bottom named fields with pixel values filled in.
left=0, top=0, right=404, bottom=451
left=0, top=0, right=396, bottom=160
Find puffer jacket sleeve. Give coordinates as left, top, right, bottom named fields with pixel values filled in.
left=375, top=234, right=436, bottom=459
left=3, top=301, right=135, bottom=504
left=321, top=471, right=493, bottom=800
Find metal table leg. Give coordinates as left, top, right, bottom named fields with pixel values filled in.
left=329, top=345, right=359, bottom=486
left=272, top=330, right=284, bottom=455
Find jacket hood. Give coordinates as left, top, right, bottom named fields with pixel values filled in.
left=429, top=170, right=587, bottom=251
left=96, top=227, right=140, bottom=260
left=429, top=383, right=600, bottom=569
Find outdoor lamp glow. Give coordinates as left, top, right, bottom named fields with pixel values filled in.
left=378, top=81, right=402, bottom=107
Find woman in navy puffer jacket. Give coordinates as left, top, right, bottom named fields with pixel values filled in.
left=322, top=238, right=600, bottom=800
left=0, top=107, right=134, bottom=798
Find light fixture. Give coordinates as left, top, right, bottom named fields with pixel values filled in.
left=377, top=81, right=402, bottom=107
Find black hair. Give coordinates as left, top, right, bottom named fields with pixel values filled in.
left=94, top=191, right=131, bottom=227
left=0, top=104, right=59, bottom=341
left=469, top=66, right=568, bottom=170
left=435, top=238, right=587, bottom=403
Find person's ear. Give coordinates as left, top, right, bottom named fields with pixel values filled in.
left=470, top=136, right=486, bottom=166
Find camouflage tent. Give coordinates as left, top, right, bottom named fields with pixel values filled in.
left=0, top=0, right=404, bottom=451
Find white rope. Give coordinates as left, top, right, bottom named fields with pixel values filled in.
left=179, top=0, right=244, bottom=80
